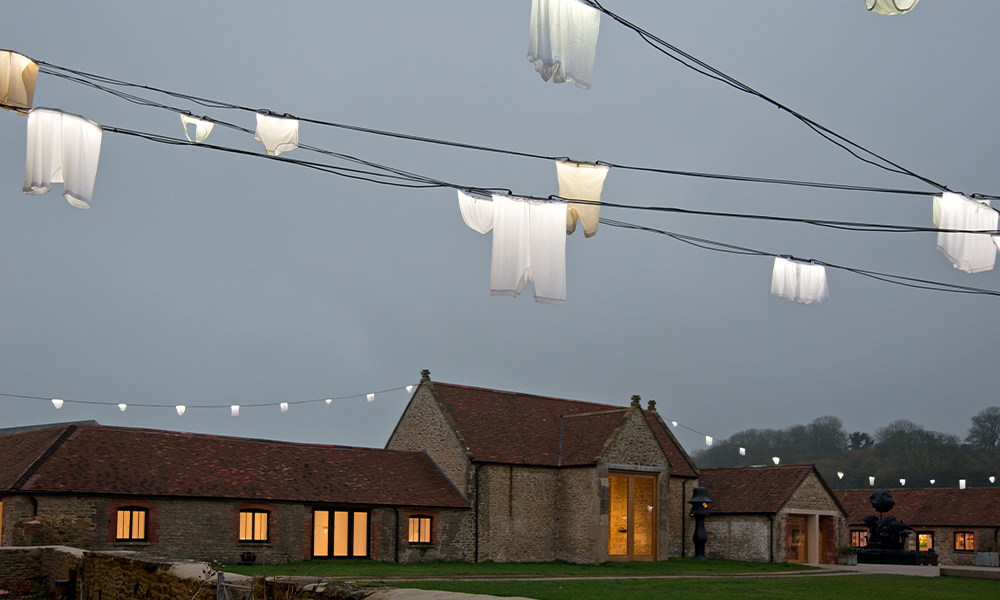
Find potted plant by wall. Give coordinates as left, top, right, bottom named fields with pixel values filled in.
left=836, top=545, right=858, bottom=566
left=975, top=544, right=999, bottom=568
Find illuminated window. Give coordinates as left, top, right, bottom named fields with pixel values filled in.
left=312, top=509, right=368, bottom=558
left=851, top=530, right=869, bottom=548
left=954, top=532, right=975, bottom=551
left=917, top=532, right=934, bottom=552
left=408, top=516, right=432, bottom=544
left=239, top=510, right=269, bottom=542
left=115, top=508, right=147, bottom=541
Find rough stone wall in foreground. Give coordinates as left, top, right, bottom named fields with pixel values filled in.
left=704, top=515, right=771, bottom=562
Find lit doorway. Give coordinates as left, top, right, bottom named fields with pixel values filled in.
left=787, top=515, right=808, bottom=563
left=313, top=509, right=369, bottom=558
left=608, top=472, right=658, bottom=561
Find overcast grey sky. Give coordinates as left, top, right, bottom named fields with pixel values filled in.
left=1, top=1, right=997, bottom=456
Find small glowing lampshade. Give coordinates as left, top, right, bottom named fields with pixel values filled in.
left=705, top=435, right=713, bottom=446
left=231, top=405, right=240, bottom=418
left=51, top=398, right=64, bottom=409
left=869, top=476, right=875, bottom=486
left=325, top=398, right=332, bottom=405
left=118, top=403, right=127, bottom=412
left=838, top=471, right=844, bottom=480
left=367, top=393, right=375, bottom=403
left=280, top=402, right=289, bottom=414
left=739, top=447, right=746, bottom=456
left=406, top=385, right=414, bottom=394
left=176, top=405, right=186, bottom=416
left=930, top=479, right=935, bottom=485
left=772, top=457, right=780, bottom=465
left=671, top=421, right=678, bottom=428
left=990, top=476, right=996, bottom=484
left=899, top=478, right=906, bottom=486
left=959, top=479, right=966, bottom=490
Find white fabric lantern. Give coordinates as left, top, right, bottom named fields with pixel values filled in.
left=930, top=479, right=935, bottom=485
left=671, top=421, right=678, bottom=428
left=118, top=403, right=127, bottom=412
left=705, top=435, right=713, bottom=446
left=869, top=476, right=875, bottom=486
left=406, top=385, right=414, bottom=394
left=838, top=471, right=844, bottom=480
left=231, top=405, right=240, bottom=417
left=367, top=393, right=375, bottom=403
left=959, top=479, right=966, bottom=489
left=180, top=114, right=215, bottom=143
left=935, top=193, right=998, bottom=274
left=176, top=405, right=186, bottom=416
left=739, top=447, right=746, bottom=456
left=280, top=402, right=289, bottom=413
left=899, top=479, right=906, bottom=486
left=866, top=0, right=919, bottom=15
left=771, top=257, right=830, bottom=304
left=325, top=398, right=333, bottom=405
left=556, top=160, right=610, bottom=238
left=772, top=457, right=780, bottom=465
left=990, top=476, right=995, bottom=484
left=527, top=0, right=601, bottom=90
left=0, top=50, right=39, bottom=115
left=51, top=398, right=64, bottom=409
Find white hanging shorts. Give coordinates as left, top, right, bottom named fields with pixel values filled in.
left=255, top=113, right=299, bottom=156
left=490, top=194, right=567, bottom=306
left=23, top=108, right=103, bottom=209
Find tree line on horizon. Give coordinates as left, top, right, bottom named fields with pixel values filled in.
left=691, top=407, right=1000, bottom=489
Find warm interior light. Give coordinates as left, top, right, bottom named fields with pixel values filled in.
left=51, top=398, right=64, bottom=409
left=118, top=403, right=127, bottom=411
left=176, top=405, right=186, bottom=416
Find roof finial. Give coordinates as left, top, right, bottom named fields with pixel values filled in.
left=647, top=399, right=656, bottom=411
left=420, top=369, right=431, bottom=382
left=631, top=395, right=641, bottom=408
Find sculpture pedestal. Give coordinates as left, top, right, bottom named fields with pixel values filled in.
left=858, top=548, right=938, bottom=566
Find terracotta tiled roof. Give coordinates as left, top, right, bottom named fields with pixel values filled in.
left=429, top=382, right=695, bottom=474
left=837, top=488, right=1000, bottom=528
left=643, top=410, right=700, bottom=478
left=2, top=424, right=468, bottom=508
left=0, top=424, right=72, bottom=490
left=698, top=465, right=816, bottom=514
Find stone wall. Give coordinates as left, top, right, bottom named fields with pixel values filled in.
left=555, top=468, right=600, bottom=563
left=476, top=465, right=561, bottom=562
left=0, top=546, right=83, bottom=589
left=704, top=515, right=772, bottom=562
left=667, top=477, right=698, bottom=558
left=848, top=525, right=999, bottom=566
left=386, top=385, right=472, bottom=498
left=374, top=507, right=475, bottom=563
left=783, top=472, right=842, bottom=513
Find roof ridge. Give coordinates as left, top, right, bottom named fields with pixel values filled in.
left=700, top=464, right=814, bottom=471
left=11, top=424, right=77, bottom=491
left=561, top=409, right=628, bottom=418
left=432, top=381, right=621, bottom=409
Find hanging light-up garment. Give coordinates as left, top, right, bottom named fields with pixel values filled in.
left=0, top=50, right=39, bottom=115
left=180, top=114, right=215, bottom=143
left=556, top=160, right=609, bottom=238
left=770, top=257, right=830, bottom=304
left=866, top=0, right=919, bottom=15
left=458, top=190, right=495, bottom=234
left=935, top=192, right=998, bottom=274
left=527, top=0, right=601, bottom=90
left=23, top=108, right=103, bottom=209
left=254, top=112, right=299, bottom=156
left=490, top=194, right=568, bottom=305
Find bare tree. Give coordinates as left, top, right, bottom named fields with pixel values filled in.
left=848, top=431, right=873, bottom=450
left=966, top=406, right=1000, bottom=451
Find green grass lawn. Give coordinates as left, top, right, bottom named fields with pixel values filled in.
left=397, top=574, right=1000, bottom=600
left=224, top=558, right=815, bottom=578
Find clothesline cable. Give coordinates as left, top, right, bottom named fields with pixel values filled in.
left=31, top=60, right=962, bottom=200
left=599, top=217, right=1000, bottom=297
left=0, top=386, right=410, bottom=410
left=583, top=1, right=954, bottom=195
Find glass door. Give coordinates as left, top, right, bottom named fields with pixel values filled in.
left=313, top=509, right=369, bottom=558
left=608, top=472, right=658, bottom=560
left=787, top=515, right=808, bottom=563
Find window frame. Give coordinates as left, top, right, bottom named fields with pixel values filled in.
left=115, top=507, right=148, bottom=541
left=954, top=531, right=975, bottom=552
left=311, top=508, right=370, bottom=559
left=850, top=530, right=869, bottom=548
left=239, top=509, right=270, bottom=543
left=408, top=515, right=433, bottom=545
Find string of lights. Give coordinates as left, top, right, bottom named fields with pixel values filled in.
left=34, top=60, right=953, bottom=200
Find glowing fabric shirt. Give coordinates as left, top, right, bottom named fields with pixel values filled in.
left=866, top=0, right=919, bottom=15
left=527, top=0, right=601, bottom=90
left=490, top=194, right=568, bottom=305
left=557, top=160, right=609, bottom=237
left=935, top=192, right=998, bottom=274
left=255, top=113, right=299, bottom=156
left=0, top=50, right=38, bottom=115
left=458, top=190, right=495, bottom=234
left=770, top=257, right=830, bottom=304
left=180, top=114, right=215, bottom=143
left=23, top=108, right=103, bottom=209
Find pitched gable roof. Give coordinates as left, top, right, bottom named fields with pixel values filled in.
left=428, top=382, right=694, bottom=474
left=642, top=410, right=699, bottom=478
left=1, top=424, right=467, bottom=508
left=0, top=423, right=79, bottom=490
left=698, top=465, right=817, bottom=514
left=836, top=488, right=1000, bottom=528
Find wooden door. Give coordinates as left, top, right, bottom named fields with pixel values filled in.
left=787, top=515, right=808, bottom=563
left=608, top=472, right=658, bottom=561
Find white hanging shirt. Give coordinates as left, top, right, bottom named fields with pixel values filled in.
left=771, top=257, right=830, bottom=305
left=866, top=0, right=919, bottom=15
left=458, top=190, right=495, bottom=234
left=527, top=0, right=601, bottom=90
left=23, top=108, right=103, bottom=209
left=255, top=113, right=299, bottom=156
left=556, top=160, right=609, bottom=237
left=180, top=114, right=215, bottom=143
left=935, top=192, right=998, bottom=274
left=0, top=50, right=38, bottom=115
left=490, top=194, right=568, bottom=305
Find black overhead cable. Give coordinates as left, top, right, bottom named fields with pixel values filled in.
left=34, top=61, right=946, bottom=200
left=584, top=1, right=955, bottom=195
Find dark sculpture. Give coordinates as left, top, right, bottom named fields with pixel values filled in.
left=857, top=490, right=936, bottom=566
left=688, top=487, right=712, bottom=561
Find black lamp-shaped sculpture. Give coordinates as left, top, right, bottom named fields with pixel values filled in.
left=688, top=487, right=713, bottom=560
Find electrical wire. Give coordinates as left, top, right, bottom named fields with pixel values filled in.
left=34, top=60, right=951, bottom=200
